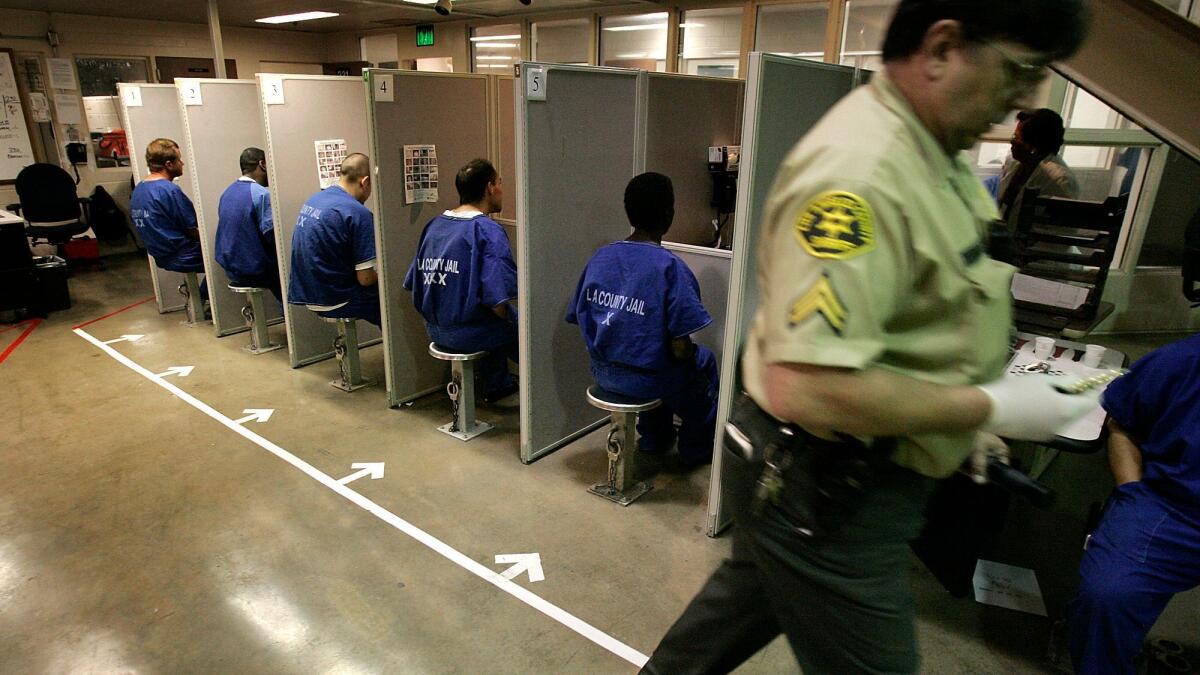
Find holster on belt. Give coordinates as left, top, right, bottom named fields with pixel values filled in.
left=723, top=394, right=896, bottom=539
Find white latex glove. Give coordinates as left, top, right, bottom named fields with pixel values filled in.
left=975, top=374, right=1101, bottom=441
left=968, top=432, right=1009, bottom=484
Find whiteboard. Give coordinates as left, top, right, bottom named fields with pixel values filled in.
left=0, top=50, right=36, bottom=183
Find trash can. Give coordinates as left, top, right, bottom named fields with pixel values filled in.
left=33, top=255, right=71, bottom=312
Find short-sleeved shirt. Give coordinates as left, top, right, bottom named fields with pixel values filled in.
left=130, top=178, right=202, bottom=272
left=215, top=176, right=276, bottom=281
left=566, top=241, right=712, bottom=372
left=742, top=71, right=1015, bottom=479
left=287, top=185, right=376, bottom=309
left=403, top=210, right=516, bottom=327
left=1101, top=334, right=1200, bottom=513
left=998, top=154, right=1080, bottom=230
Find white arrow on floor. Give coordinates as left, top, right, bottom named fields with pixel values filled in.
left=157, top=366, right=194, bottom=378
left=234, top=409, right=274, bottom=425
left=495, top=553, right=544, bottom=583
left=103, top=334, right=144, bottom=344
left=337, top=462, right=385, bottom=485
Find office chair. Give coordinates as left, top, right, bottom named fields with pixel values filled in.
left=1185, top=208, right=1200, bottom=306
left=5, top=163, right=93, bottom=247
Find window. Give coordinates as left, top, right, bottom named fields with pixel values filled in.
left=754, top=3, right=829, bottom=61
left=601, top=13, right=668, bottom=72
left=74, top=56, right=150, bottom=97
left=679, top=7, right=744, bottom=78
left=1138, top=149, right=1200, bottom=267
left=471, top=24, right=522, bottom=74
left=839, top=0, right=899, bottom=71
left=532, top=18, right=590, bottom=65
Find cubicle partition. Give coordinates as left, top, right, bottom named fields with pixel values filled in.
left=365, top=69, right=492, bottom=406
left=488, top=75, right=518, bottom=236
left=118, top=83, right=190, bottom=315
left=516, top=64, right=643, bottom=463
left=644, top=74, right=744, bottom=247
left=258, top=74, right=382, bottom=368
left=706, top=54, right=858, bottom=536
left=176, top=78, right=284, bottom=338
left=662, top=242, right=731, bottom=365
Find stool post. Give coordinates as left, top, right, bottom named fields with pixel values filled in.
left=455, top=360, right=478, bottom=433
left=181, top=272, right=202, bottom=325
left=246, top=290, right=271, bottom=351
left=611, top=411, right=639, bottom=495
left=338, top=319, right=363, bottom=388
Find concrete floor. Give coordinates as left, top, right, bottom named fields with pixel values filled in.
left=0, top=251, right=1196, bottom=673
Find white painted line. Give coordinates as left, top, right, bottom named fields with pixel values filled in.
left=496, top=553, right=545, bottom=583
left=337, top=462, right=385, bottom=485
left=74, top=328, right=649, bottom=669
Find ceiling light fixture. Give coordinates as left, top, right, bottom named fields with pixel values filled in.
left=470, top=34, right=521, bottom=42
left=474, top=42, right=518, bottom=49
left=256, top=11, right=339, bottom=24
left=476, top=55, right=513, bottom=60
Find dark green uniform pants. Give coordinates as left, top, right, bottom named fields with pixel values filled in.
left=642, top=444, right=935, bottom=675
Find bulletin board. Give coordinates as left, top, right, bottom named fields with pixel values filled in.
left=0, top=48, right=38, bottom=184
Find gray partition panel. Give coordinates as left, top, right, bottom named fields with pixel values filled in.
left=492, top=76, right=518, bottom=224
left=259, top=75, right=382, bottom=368
left=517, top=64, right=642, bottom=463
left=706, top=55, right=857, bottom=536
left=178, top=79, right=284, bottom=338
left=366, top=70, right=491, bottom=406
left=663, top=242, right=731, bottom=367
left=118, top=83, right=190, bottom=314
left=646, top=74, right=744, bottom=247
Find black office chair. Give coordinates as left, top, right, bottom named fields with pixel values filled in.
left=5, top=163, right=93, bottom=247
left=1184, top=207, right=1200, bottom=306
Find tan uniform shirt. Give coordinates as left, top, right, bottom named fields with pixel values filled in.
left=742, top=71, right=1015, bottom=479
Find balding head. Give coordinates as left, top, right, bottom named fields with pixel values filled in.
left=338, top=153, right=372, bottom=204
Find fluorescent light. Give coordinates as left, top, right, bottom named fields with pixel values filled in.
left=476, top=55, right=513, bottom=60
left=256, top=11, right=338, bottom=24
left=616, top=52, right=665, bottom=59
left=476, top=64, right=512, bottom=69
left=678, top=23, right=703, bottom=28
left=475, top=42, right=518, bottom=49
left=471, top=34, right=521, bottom=42
left=603, top=23, right=666, bottom=32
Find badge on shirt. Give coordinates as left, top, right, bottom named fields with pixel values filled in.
left=788, top=273, right=848, bottom=335
left=793, top=191, right=875, bottom=260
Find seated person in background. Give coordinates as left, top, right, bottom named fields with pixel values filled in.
left=215, top=147, right=281, bottom=301
left=566, top=172, right=718, bottom=468
left=288, top=153, right=381, bottom=326
left=997, top=108, right=1079, bottom=230
left=1067, top=333, right=1200, bottom=674
left=404, top=158, right=517, bottom=402
left=130, top=138, right=206, bottom=298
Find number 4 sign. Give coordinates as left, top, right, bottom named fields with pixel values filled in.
left=526, top=66, right=547, bottom=102
left=375, top=74, right=394, bottom=103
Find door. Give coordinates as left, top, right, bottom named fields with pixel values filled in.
left=155, top=56, right=237, bottom=82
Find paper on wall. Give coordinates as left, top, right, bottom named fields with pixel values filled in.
left=53, top=94, right=82, bottom=125
left=315, top=139, right=347, bottom=189
left=47, top=58, right=76, bottom=90
left=403, top=144, right=439, bottom=204
left=28, top=93, right=51, bottom=122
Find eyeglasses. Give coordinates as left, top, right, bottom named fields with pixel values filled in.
left=984, top=42, right=1051, bottom=85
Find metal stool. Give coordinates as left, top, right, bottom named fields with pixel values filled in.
left=177, top=272, right=203, bottom=326
left=585, top=385, right=660, bottom=506
left=228, top=285, right=283, bottom=354
left=321, top=317, right=372, bottom=392
left=428, top=342, right=492, bottom=441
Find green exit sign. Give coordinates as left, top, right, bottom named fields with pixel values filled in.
left=416, top=24, right=434, bottom=47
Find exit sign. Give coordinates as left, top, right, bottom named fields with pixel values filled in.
left=416, top=24, right=434, bottom=47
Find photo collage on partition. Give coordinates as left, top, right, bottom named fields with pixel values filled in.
left=403, top=144, right=439, bottom=204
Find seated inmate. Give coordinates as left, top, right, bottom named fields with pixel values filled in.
left=287, top=153, right=381, bottom=326
left=566, top=172, right=718, bottom=467
left=215, top=147, right=281, bottom=301
left=404, top=158, right=518, bottom=402
left=130, top=137, right=207, bottom=298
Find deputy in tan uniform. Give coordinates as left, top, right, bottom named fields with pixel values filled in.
left=641, top=2, right=1094, bottom=674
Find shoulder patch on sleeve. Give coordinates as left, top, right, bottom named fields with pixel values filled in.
left=788, top=273, right=848, bottom=335
left=793, top=190, right=876, bottom=260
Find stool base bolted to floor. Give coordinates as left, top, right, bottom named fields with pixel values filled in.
left=322, top=317, right=372, bottom=392
left=178, top=272, right=203, bottom=326
left=585, top=385, right=660, bottom=506
left=428, top=342, right=492, bottom=441
left=229, top=286, right=283, bottom=354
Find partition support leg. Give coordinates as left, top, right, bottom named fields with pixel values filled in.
left=589, top=411, right=652, bottom=506
left=182, top=273, right=202, bottom=326
left=437, top=359, right=492, bottom=441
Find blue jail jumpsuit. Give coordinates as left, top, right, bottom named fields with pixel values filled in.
left=1067, top=334, right=1200, bottom=674
left=130, top=178, right=207, bottom=298
left=287, top=185, right=380, bottom=326
left=404, top=210, right=518, bottom=398
left=565, top=240, right=719, bottom=464
left=215, top=176, right=280, bottom=301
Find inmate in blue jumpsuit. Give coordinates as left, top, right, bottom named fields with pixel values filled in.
left=216, top=176, right=280, bottom=301
left=131, top=178, right=207, bottom=299
left=288, top=186, right=380, bottom=326
left=1068, top=334, right=1200, bottom=674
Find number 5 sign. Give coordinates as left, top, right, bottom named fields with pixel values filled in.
left=526, top=66, right=547, bottom=102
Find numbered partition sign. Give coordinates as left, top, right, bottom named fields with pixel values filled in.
left=526, top=66, right=547, bottom=101
left=375, top=74, right=394, bottom=102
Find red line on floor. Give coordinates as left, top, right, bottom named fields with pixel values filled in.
left=0, top=319, right=42, bottom=365
left=0, top=320, right=33, bottom=335
left=72, top=296, right=156, bottom=330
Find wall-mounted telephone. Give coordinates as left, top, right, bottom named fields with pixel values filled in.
left=66, top=142, right=88, bottom=165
